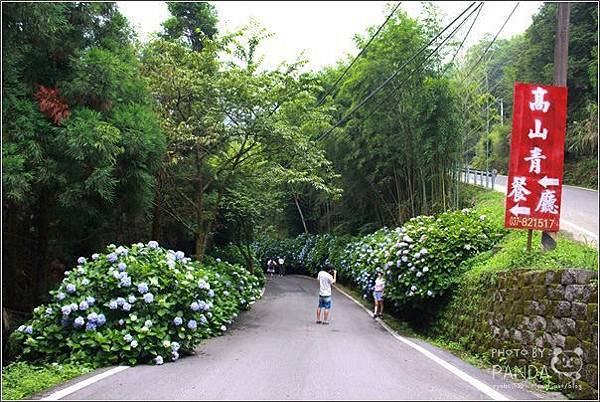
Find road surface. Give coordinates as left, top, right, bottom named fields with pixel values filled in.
left=36, top=276, right=556, bottom=400
left=464, top=172, right=598, bottom=245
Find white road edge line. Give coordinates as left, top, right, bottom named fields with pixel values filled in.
left=333, top=283, right=510, bottom=401
left=41, top=366, right=130, bottom=401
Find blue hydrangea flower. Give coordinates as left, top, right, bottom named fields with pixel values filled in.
left=82, top=279, right=90, bottom=286
left=86, top=296, right=95, bottom=305
left=144, top=320, right=152, bottom=328
left=45, top=307, right=53, bottom=316
left=199, top=315, right=208, bottom=325
left=138, top=283, right=149, bottom=294
left=173, top=317, right=183, bottom=326
left=115, top=246, right=128, bottom=256
left=74, top=316, right=85, bottom=328
left=166, top=259, right=176, bottom=269
left=128, top=295, right=136, bottom=304
left=175, top=251, right=185, bottom=260
left=66, top=284, right=76, bottom=294
left=187, top=320, right=197, bottom=330
left=97, top=314, right=106, bottom=325
left=87, top=312, right=98, bottom=322
left=208, top=290, right=215, bottom=298
left=92, top=253, right=100, bottom=260
left=118, top=319, right=125, bottom=326
left=107, top=253, right=118, bottom=263
left=118, top=262, right=127, bottom=272
left=171, top=351, right=179, bottom=361
left=220, top=325, right=227, bottom=332
left=85, top=321, right=96, bottom=331
left=116, top=297, right=126, bottom=306
left=124, top=334, right=133, bottom=343
left=57, top=292, right=66, bottom=301
left=17, top=325, right=26, bottom=332
left=120, top=275, right=132, bottom=287
left=154, top=356, right=164, bottom=365
left=216, top=258, right=221, bottom=263
left=147, top=240, right=159, bottom=249
left=171, top=342, right=180, bottom=351
left=79, top=301, right=89, bottom=311
left=61, top=305, right=72, bottom=315
left=25, top=326, right=33, bottom=334
left=223, top=291, right=230, bottom=297
left=143, top=293, right=154, bottom=303
left=122, top=303, right=132, bottom=312
left=77, top=257, right=86, bottom=265
left=190, top=302, right=200, bottom=311
left=109, top=301, right=118, bottom=310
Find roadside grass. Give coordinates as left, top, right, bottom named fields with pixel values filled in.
left=2, top=361, right=93, bottom=400
left=460, top=184, right=598, bottom=275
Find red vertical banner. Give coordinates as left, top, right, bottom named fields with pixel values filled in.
left=504, top=82, right=567, bottom=231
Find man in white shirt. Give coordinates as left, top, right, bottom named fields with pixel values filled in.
left=277, top=257, right=285, bottom=276
left=316, top=265, right=336, bottom=325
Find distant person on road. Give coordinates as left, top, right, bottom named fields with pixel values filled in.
left=316, top=265, right=336, bottom=325
left=278, top=256, right=285, bottom=276
left=373, top=271, right=386, bottom=318
left=267, top=259, right=275, bottom=277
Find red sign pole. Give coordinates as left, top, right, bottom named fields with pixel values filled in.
left=504, top=82, right=568, bottom=249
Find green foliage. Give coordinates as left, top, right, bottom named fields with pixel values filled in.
left=9, top=242, right=262, bottom=367
left=2, top=361, right=93, bottom=400
left=562, top=158, right=598, bottom=189
left=256, top=207, right=502, bottom=310
left=161, top=2, right=218, bottom=51
left=315, top=6, right=465, bottom=233
left=461, top=2, right=598, bottom=176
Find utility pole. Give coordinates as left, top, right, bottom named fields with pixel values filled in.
left=542, top=2, right=570, bottom=251
left=485, top=71, right=490, bottom=179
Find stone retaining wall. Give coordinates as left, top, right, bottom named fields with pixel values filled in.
left=431, top=268, right=598, bottom=399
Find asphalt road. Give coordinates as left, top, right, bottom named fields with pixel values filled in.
left=464, top=172, right=598, bottom=244
left=38, top=276, right=556, bottom=400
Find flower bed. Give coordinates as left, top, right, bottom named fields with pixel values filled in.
left=255, top=208, right=503, bottom=309
left=10, top=242, right=262, bottom=366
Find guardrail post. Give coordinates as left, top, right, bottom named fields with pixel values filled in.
left=485, top=170, right=489, bottom=188
left=491, top=169, right=497, bottom=190
left=466, top=167, right=470, bottom=184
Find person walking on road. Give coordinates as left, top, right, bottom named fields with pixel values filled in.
left=316, top=265, right=336, bottom=325
left=373, top=271, right=386, bottom=318
left=278, top=256, right=285, bottom=276
left=267, top=259, right=275, bottom=277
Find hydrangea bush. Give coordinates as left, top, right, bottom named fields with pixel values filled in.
left=256, top=208, right=502, bottom=309
left=10, top=242, right=262, bottom=366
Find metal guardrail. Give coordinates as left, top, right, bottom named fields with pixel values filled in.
left=460, top=167, right=498, bottom=190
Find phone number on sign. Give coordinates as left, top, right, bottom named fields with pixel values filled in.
left=508, top=216, right=556, bottom=230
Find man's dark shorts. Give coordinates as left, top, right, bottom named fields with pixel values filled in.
left=318, top=295, right=332, bottom=309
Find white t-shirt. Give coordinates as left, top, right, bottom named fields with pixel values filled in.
left=374, top=277, right=386, bottom=292
left=318, top=271, right=334, bottom=297
left=278, top=258, right=284, bottom=265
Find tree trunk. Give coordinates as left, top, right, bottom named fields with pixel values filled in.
left=151, top=169, right=164, bottom=242
left=294, top=195, right=309, bottom=234
left=35, top=192, right=50, bottom=306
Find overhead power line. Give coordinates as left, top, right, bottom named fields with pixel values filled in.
left=316, top=2, right=402, bottom=106
left=443, top=2, right=484, bottom=74
left=459, top=2, right=520, bottom=84
left=357, top=2, right=485, bottom=125
left=316, top=1, right=478, bottom=142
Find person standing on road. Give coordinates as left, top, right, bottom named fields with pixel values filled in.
left=278, top=256, right=285, bottom=276
left=267, top=259, right=275, bottom=277
left=373, top=271, right=386, bottom=318
left=316, top=265, right=336, bottom=325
